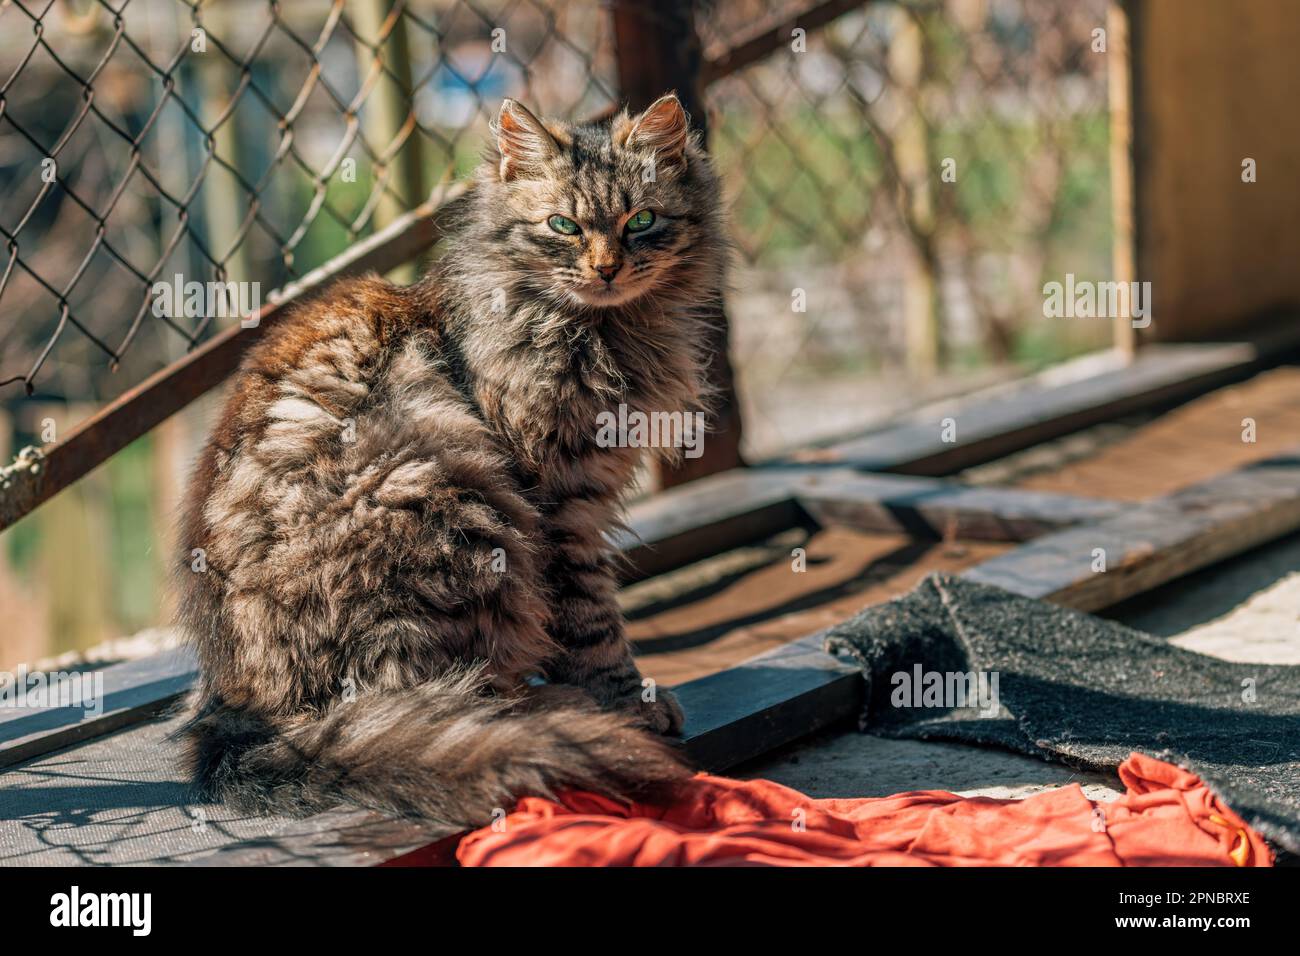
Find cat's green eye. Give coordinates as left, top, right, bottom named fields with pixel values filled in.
left=625, top=209, right=656, bottom=233
left=547, top=214, right=580, bottom=235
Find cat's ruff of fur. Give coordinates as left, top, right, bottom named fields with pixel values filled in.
left=175, top=95, right=729, bottom=828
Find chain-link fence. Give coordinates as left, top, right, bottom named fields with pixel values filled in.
left=0, top=0, right=625, bottom=663
left=0, top=0, right=1111, bottom=662
left=0, top=0, right=618, bottom=409
left=1, top=0, right=1110, bottom=444
left=700, top=0, right=1111, bottom=452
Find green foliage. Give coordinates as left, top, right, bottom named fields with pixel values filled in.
left=715, top=103, right=1112, bottom=371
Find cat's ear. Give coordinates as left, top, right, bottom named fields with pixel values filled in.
left=493, top=99, right=559, bottom=181
left=619, top=94, right=691, bottom=172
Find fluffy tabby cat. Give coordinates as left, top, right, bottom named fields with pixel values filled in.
left=176, top=94, right=727, bottom=828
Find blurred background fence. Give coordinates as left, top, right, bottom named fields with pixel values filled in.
left=0, top=0, right=1111, bottom=666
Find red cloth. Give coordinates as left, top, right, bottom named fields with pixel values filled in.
left=456, top=752, right=1271, bottom=867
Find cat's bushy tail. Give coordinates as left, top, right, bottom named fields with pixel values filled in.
left=180, top=664, right=691, bottom=830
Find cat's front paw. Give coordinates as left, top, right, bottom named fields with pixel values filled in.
left=617, top=684, right=685, bottom=736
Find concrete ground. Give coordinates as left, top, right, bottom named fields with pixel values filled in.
left=744, top=732, right=1123, bottom=802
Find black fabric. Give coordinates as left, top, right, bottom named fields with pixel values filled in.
left=823, top=574, right=1300, bottom=856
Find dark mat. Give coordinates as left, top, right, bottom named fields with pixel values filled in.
left=823, top=574, right=1300, bottom=857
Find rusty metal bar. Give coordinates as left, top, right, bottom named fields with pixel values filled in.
left=701, top=0, right=873, bottom=86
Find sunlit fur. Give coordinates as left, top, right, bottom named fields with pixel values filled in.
left=471, top=104, right=718, bottom=309
left=175, top=96, right=729, bottom=829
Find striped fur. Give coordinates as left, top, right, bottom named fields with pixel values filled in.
left=175, top=96, right=728, bottom=828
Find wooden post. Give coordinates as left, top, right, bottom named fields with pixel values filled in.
left=352, top=0, right=426, bottom=285
left=891, top=9, right=940, bottom=376
left=1107, top=0, right=1137, bottom=358
left=612, top=0, right=745, bottom=487
left=195, top=3, right=253, bottom=297
left=1125, top=0, right=1300, bottom=343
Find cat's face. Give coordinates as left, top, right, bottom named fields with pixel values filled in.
left=485, top=96, right=715, bottom=310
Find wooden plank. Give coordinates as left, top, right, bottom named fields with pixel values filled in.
left=778, top=332, right=1300, bottom=476
left=964, top=451, right=1300, bottom=612
left=189, top=806, right=456, bottom=868
left=1108, top=0, right=1137, bottom=356
left=788, top=469, right=1120, bottom=542
left=1013, top=366, right=1300, bottom=501
left=615, top=468, right=804, bottom=582
left=673, top=632, right=863, bottom=771
left=0, top=649, right=196, bottom=770
left=620, top=465, right=1121, bottom=584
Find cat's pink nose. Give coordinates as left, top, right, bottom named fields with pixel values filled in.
left=595, top=263, right=620, bottom=283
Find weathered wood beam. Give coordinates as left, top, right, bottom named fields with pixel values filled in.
left=788, top=469, right=1120, bottom=542
left=964, top=450, right=1300, bottom=611
left=615, top=468, right=805, bottom=583
left=0, top=649, right=193, bottom=770
left=700, top=0, right=873, bottom=86
left=673, top=631, right=862, bottom=772
left=776, top=329, right=1300, bottom=476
